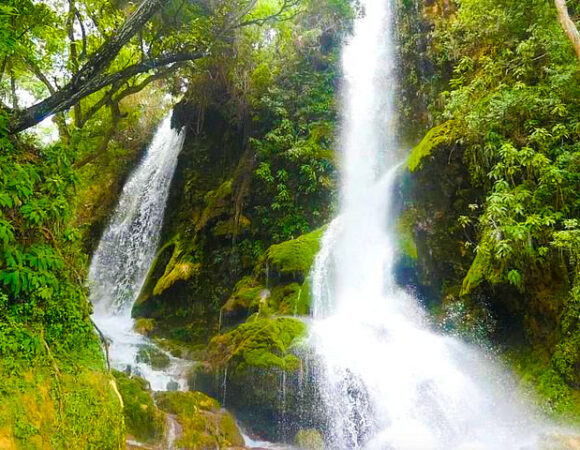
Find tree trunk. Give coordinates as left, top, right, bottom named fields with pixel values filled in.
left=555, top=0, right=580, bottom=65
left=8, top=0, right=165, bottom=134
left=67, top=0, right=82, bottom=128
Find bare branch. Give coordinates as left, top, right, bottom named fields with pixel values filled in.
left=10, top=51, right=204, bottom=133
left=75, top=9, right=88, bottom=61
left=232, top=0, right=301, bottom=30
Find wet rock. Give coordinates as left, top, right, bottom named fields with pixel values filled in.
left=136, top=345, right=171, bottom=370
left=295, top=429, right=325, bottom=449
left=166, top=381, right=180, bottom=391
left=155, top=391, right=245, bottom=449
left=113, top=371, right=166, bottom=444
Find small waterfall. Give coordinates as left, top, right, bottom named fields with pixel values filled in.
left=222, top=366, right=228, bottom=407
left=309, top=0, right=550, bottom=448
left=89, top=114, right=189, bottom=391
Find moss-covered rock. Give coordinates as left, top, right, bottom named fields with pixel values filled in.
left=136, top=345, right=171, bottom=370
left=134, top=318, right=156, bottom=337
left=396, top=208, right=418, bottom=261
left=0, top=365, right=125, bottom=449
left=206, top=316, right=306, bottom=372
left=192, top=316, right=325, bottom=442
left=155, top=391, right=244, bottom=449
left=263, top=227, right=326, bottom=283
left=221, top=276, right=266, bottom=325
left=113, top=371, right=165, bottom=443
left=295, top=429, right=325, bottom=449
left=408, top=120, right=460, bottom=173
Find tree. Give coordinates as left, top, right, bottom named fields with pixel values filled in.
left=1, top=0, right=301, bottom=135
left=555, top=0, right=580, bottom=65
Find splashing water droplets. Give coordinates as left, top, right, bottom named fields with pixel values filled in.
left=309, top=0, right=549, bottom=448
left=89, top=115, right=190, bottom=391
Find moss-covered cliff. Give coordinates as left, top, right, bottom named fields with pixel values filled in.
left=394, top=0, right=580, bottom=419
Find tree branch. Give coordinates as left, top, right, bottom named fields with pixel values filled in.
left=555, top=0, right=580, bottom=65
left=74, top=101, right=120, bottom=169
left=7, top=0, right=166, bottom=134
left=231, top=0, right=301, bottom=30
left=75, top=9, right=88, bottom=61
left=80, top=63, right=183, bottom=126
left=26, top=59, right=71, bottom=143
left=68, top=0, right=82, bottom=127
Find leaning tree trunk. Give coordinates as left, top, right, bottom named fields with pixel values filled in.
left=555, top=0, right=580, bottom=65
left=8, top=0, right=165, bottom=134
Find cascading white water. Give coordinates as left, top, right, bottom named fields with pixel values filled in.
left=309, top=0, right=550, bottom=448
left=89, top=115, right=189, bottom=391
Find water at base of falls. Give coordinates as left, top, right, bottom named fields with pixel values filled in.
left=89, top=115, right=190, bottom=391
left=307, top=0, right=558, bottom=448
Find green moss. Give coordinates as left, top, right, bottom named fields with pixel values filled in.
left=134, top=318, right=156, bottom=336
left=135, top=239, right=178, bottom=306
left=206, top=316, right=306, bottom=371
left=270, top=282, right=308, bottom=315
left=196, top=179, right=234, bottom=231
left=507, top=349, right=580, bottom=421
left=153, top=240, right=200, bottom=297
left=155, top=391, right=244, bottom=448
left=397, top=209, right=418, bottom=260
left=461, top=251, right=488, bottom=296
left=264, top=227, right=325, bottom=278
left=0, top=364, right=124, bottom=449
left=295, top=429, right=325, bottom=449
left=222, top=276, right=265, bottom=315
left=408, top=121, right=460, bottom=172
left=213, top=215, right=251, bottom=237
left=113, top=371, right=165, bottom=443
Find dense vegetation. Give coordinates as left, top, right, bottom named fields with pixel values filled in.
left=399, top=0, right=580, bottom=416
left=0, top=0, right=351, bottom=446
left=2, top=0, right=580, bottom=447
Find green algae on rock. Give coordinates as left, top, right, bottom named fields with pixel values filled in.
left=295, top=429, right=325, bottom=449
left=0, top=365, right=125, bottom=449
left=263, top=227, right=326, bottom=282
left=206, top=316, right=306, bottom=372
left=113, top=371, right=166, bottom=444
left=155, top=391, right=244, bottom=449
left=408, top=121, right=461, bottom=173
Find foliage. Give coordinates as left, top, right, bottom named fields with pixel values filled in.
left=246, top=0, right=353, bottom=241
left=0, top=365, right=124, bottom=449
left=413, top=0, right=580, bottom=389
left=0, top=94, right=123, bottom=444
left=113, top=371, right=165, bottom=443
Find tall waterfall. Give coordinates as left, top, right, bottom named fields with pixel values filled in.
left=89, top=115, right=189, bottom=390
left=309, top=0, right=547, bottom=447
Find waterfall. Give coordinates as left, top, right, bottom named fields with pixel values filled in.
left=89, top=115, right=189, bottom=391
left=309, top=0, right=549, bottom=447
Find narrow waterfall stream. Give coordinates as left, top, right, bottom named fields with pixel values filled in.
left=308, top=0, right=552, bottom=448
left=89, top=115, right=189, bottom=391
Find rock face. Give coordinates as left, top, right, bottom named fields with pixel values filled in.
left=131, top=105, right=331, bottom=442
left=114, top=371, right=166, bottom=444
left=0, top=367, right=125, bottom=449
left=191, top=229, right=328, bottom=442
left=155, top=391, right=245, bottom=449
left=114, top=370, right=246, bottom=449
